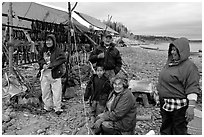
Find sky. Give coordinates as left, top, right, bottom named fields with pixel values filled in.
left=39, top=1, right=201, bottom=40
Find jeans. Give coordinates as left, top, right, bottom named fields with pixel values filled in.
left=91, top=101, right=106, bottom=117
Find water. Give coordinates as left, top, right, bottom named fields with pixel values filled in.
left=148, top=42, right=202, bottom=52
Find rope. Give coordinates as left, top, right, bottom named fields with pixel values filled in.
left=72, top=21, right=93, bottom=135
left=23, top=3, right=32, bottom=18
left=13, top=2, right=32, bottom=27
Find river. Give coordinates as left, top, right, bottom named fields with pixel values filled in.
left=149, top=42, right=202, bottom=52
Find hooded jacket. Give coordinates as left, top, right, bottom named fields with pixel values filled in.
left=38, top=34, right=66, bottom=79
left=89, top=42, right=122, bottom=74
left=84, top=74, right=112, bottom=106
left=157, top=37, right=200, bottom=99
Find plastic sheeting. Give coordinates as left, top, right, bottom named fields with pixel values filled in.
left=74, top=11, right=119, bottom=34
left=2, top=73, right=27, bottom=98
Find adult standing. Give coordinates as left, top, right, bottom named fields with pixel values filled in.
left=38, top=34, right=66, bottom=115
left=89, top=34, right=122, bottom=81
left=157, top=37, right=200, bottom=135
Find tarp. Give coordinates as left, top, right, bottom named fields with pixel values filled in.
left=72, top=18, right=90, bottom=33
left=2, top=73, right=27, bottom=98
left=2, top=2, right=118, bottom=35
left=2, top=2, right=69, bottom=29
left=74, top=11, right=119, bottom=34
left=2, top=2, right=92, bottom=33
left=63, top=18, right=90, bottom=33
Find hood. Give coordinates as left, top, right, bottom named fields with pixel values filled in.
left=46, top=34, right=57, bottom=49
left=167, top=37, right=190, bottom=64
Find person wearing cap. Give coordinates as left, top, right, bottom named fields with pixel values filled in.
left=92, top=76, right=137, bottom=135
left=89, top=33, right=122, bottom=81
left=38, top=34, right=66, bottom=115
left=157, top=37, right=200, bottom=134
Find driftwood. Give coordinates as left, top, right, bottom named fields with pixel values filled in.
left=136, top=115, right=152, bottom=121
left=129, top=80, right=154, bottom=94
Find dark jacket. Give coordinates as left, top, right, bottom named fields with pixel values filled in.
left=102, top=88, right=137, bottom=132
left=84, top=74, right=112, bottom=106
left=157, top=37, right=200, bottom=99
left=38, top=34, right=66, bottom=79
left=89, top=42, right=122, bottom=74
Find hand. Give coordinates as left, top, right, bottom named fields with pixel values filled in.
left=97, top=53, right=104, bottom=58
left=93, top=119, right=104, bottom=129
left=98, top=113, right=105, bottom=119
left=43, top=64, right=49, bottom=69
left=186, top=106, right=194, bottom=122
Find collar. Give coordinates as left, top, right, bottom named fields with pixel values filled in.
left=169, top=60, right=180, bottom=66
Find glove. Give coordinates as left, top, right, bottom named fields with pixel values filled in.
left=93, top=118, right=104, bottom=129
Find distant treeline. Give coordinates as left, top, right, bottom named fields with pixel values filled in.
left=189, top=40, right=202, bottom=42
left=133, top=35, right=177, bottom=42
left=103, top=20, right=202, bottom=43
left=103, top=20, right=177, bottom=42
left=103, top=20, right=129, bottom=37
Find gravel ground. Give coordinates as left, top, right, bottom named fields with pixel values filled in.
left=2, top=46, right=202, bottom=135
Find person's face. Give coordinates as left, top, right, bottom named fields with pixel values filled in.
left=104, top=37, right=112, bottom=45
left=96, top=67, right=104, bottom=78
left=46, top=38, right=54, bottom=47
left=171, top=46, right=180, bottom=61
left=113, top=79, right=124, bottom=93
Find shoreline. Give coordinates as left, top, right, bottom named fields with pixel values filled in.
left=118, top=46, right=202, bottom=81
left=118, top=46, right=202, bottom=109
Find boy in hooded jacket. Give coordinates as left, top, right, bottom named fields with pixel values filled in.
left=38, top=34, right=66, bottom=115
left=157, top=37, right=200, bottom=135
left=84, top=65, right=112, bottom=121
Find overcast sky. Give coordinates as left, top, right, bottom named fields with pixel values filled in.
left=42, top=1, right=202, bottom=40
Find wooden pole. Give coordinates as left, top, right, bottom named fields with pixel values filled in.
left=67, top=2, right=71, bottom=48
left=67, top=2, right=78, bottom=69
left=66, top=2, right=72, bottom=70
left=8, top=2, right=14, bottom=74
